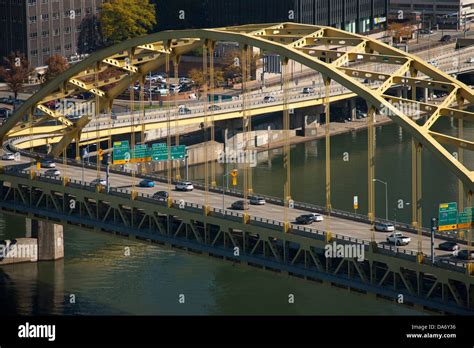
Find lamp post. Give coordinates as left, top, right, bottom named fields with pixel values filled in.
left=373, top=179, right=388, bottom=220
left=222, top=170, right=231, bottom=212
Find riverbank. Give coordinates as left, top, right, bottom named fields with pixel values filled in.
left=253, top=115, right=393, bottom=153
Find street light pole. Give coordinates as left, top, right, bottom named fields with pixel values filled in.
left=373, top=179, right=388, bottom=220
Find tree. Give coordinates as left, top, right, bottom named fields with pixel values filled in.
left=44, top=55, right=69, bottom=83
left=77, top=15, right=105, bottom=54
left=99, top=0, right=156, bottom=44
left=0, top=52, right=31, bottom=100
left=188, top=68, right=225, bottom=100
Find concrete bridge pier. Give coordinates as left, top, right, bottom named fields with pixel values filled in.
left=297, top=105, right=323, bottom=136
left=26, top=218, right=64, bottom=261
left=349, top=98, right=356, bottom=121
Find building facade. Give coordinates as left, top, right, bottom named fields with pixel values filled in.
left=389, top=0, right=474, bottom=29
left=155, top=0, right=388, bottom=34
left=0, top=0, right=103, bottom=68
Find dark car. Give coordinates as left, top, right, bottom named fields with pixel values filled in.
left=456, top=250, right=474, bottom=260
left=438, top=241, right=459, bottom=252
left=440, top=35, right=452, bottom=42
left=208, top=104, right=222, bottom=111
left=153, top=191, right=169, bottom=201
left=296, top=214, right=316, bottom=225
left=231, top=200, right=249, bottom=210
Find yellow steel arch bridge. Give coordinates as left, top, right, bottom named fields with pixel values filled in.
left=2, top=22, right=474, bottom=236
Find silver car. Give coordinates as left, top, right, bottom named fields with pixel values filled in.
left=249, top=196, right=266, bottom=205
left=1, top=153, right=15, bottom=161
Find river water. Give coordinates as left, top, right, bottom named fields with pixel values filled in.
left=1, top=116, right=467, bottom=315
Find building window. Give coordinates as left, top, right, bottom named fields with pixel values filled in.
left=31, top=49, right=38, bottom=56
left=29, top=16, right=37, bottom=23
left=29, top=32, right=38, bottom=39
left=28, top=0, right=37, bottom=5
left=41, top=14, right=49, bottom=22
left=53, top=28, right=60, bottom=36
left=42, top=30, right=49, bottom=37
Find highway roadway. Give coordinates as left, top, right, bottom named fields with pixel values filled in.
left=0, top=157, right=459, bottom=261
left=77, top=45, right=474, bottom=131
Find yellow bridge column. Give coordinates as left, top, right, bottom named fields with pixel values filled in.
left=282, top=58, right=292, bottom=233
left=367, top=106, right=376, bottom=243
left=411, top=140, right=423, bottom=262
left=323, top=75, right=332, bottom=241
left=458, top=97, right=465, bottom=212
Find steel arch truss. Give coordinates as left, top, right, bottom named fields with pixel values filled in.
left=2, top=22, right=474, bottom=189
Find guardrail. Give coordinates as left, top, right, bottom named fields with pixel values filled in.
left=1, top=166, right=468, bottom=272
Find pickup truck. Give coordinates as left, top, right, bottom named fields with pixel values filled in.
left=386, top=232, right=411, bottom=246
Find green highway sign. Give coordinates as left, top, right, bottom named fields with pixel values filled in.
left=131, top=144, right=150, bottom=163
left=113, top=141, right=130, bottom=165
left=113, top=142, right=186, bottom=163
left=151, top=143, right=168, bottom=161
left=438, top=202, right=458, bottom=231
left=171, top=145, right=186, bottom=160
left=458, top=207, right=474, bottom=229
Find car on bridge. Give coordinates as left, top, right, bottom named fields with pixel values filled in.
left=178, top=106, right=192, bottom=115
left=308, top=213, right=324, bottom=222
left=296, top=214, right=318, bottom=225
left=374, top=222, right=395, bottom=232
left=386, top=232, right=411, bottom=246
left=40, top=160, right=56, bottom=168
left=175, top=181, right=194, bottom=191
left=153, top=191, right=169, bottom=201
left=1, top=153, right=15, bottom=161
left=302, top=87, right=315, bottom=94
left=231, top=200, right=249, bottom=210
left=139, top=179, right=155, bottom=188
left=208, top=104, right=222, bottom=111
left=91, top=178, right=107, bottom=186
left=438, top=241, right=459, bottom=252
left=249, top=196, right=266, bottom=205
left=455, top=249, right=474, bottom=260
left=263, top=96, right=276, bottom=103
left=44, top=169, right=61, bottom=177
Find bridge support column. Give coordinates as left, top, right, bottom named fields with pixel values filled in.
left=27, top=218, right=64, bottom=261
left=303, top=114, right=320, bottom=136
left=411, top=140, right=423, bottom=257
left=349, top=98, right=356, bottom=121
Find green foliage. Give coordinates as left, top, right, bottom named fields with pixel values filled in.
left=99, top=0, right=157, bottom=44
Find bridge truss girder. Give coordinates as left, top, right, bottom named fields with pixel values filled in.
left=2, top=22, right=474, bottom=190
left=0, top=171, right=473, bottom=314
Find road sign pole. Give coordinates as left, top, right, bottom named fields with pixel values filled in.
left=185, top=154, right=189, bottom=181
left=431, top=217, right=437, bottom=265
